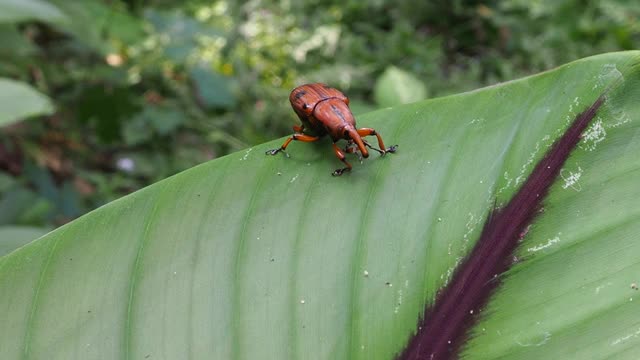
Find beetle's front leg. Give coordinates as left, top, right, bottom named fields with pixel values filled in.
left=362, top=140, right=398, bottom=156
left=332, top=143, right=352, bottom=176
left=265, top=133, right=320, bottom=156
left=343, top=140, right=363, bottom=162
left=356, top=128, right=398, bottom=155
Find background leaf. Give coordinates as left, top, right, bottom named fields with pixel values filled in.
left=0, top=0, right=67, bottom=25
left=374, top=65, right=428, bottom=107
left=0, top=78, right=54, bottom=126
left=45, top=0, right=144, bottom=53
left=190, top=64, right=237, bottom=110
left=0, top=52, right=639, bottom=359
left=0, top=226, right=48, bottom=257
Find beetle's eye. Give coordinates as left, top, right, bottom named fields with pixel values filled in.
left=302, top=104, right=309, bottom=110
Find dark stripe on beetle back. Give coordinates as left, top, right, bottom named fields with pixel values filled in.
left=294, top=90, right=307, bottom=99
left=330, top=104, right=347, bottom=122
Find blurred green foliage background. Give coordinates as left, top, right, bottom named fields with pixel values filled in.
left=0, top=0, right=638, bottom=234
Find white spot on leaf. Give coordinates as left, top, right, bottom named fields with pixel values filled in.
left=611, top=327, right=640, bottom=346
left=580, top=119, right=606, bottom=151
left=515, top=331, right=551, bottom=347
left=527, top=234, right=561, bottom=252
left=240, top=148, right=253, bottom=161
left=561, top=166, right=583, bottom=192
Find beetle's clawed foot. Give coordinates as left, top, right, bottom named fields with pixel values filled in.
left=265, top=148, right=289, bottom=157
left=332, top=167, right=351, bottom=176
left=363, top=141, right=386, bottom=156
left=375, top=144, right=398, bottom=157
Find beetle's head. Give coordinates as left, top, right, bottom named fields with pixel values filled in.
left=344, top=126, right=369, bottom=158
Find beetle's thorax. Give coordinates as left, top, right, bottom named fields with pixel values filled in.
left=312, top=98, right=357, bottom=141
left=289, top=83, right=352, bottom=137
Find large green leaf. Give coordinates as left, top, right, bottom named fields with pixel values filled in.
left=0, top=78, right=54, bottom=126
left=1, top=52, right=639, bottom=359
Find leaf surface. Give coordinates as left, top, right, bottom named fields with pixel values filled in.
left=0, top=52, right=639, bottom=360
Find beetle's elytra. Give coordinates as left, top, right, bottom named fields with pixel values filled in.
left=266, top=83, right=397, bottom=176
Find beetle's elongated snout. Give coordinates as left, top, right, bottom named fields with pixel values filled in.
left=347, top=128, right=369, bottom=158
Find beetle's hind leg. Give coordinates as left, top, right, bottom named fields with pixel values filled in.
left=331, top=143, right=352, bottom=176
left=356, top=128, right=398, bottom=155
left=265, top=132, right=320, bottom=156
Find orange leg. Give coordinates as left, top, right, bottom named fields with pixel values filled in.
left=292, top=124, right=304, bottom=132
left=331, top=143, right=352, bottom=176
left=356, top=128, right=398, bottom=155
left=265, top=133, right=320, bottom=156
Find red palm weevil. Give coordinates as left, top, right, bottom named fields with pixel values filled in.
left=266, top=83, right=397, bottom=176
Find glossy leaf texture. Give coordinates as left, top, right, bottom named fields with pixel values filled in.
left=1, top=52, right=639, bottom=360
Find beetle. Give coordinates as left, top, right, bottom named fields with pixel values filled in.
left=266, top=83, right=397, bottom=176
